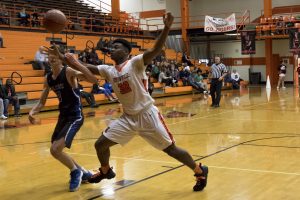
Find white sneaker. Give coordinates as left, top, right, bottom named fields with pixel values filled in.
left=282, top=87, right=286, bottom=89
left=0, top=115, right=7, bottom=120
left=277, top=86, right=279, bottom=90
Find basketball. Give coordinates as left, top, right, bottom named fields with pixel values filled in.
left=43, top=9, right=67, bottom=33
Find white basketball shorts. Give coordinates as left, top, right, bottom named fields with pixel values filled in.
left=103, top=105, right=175, bottom=150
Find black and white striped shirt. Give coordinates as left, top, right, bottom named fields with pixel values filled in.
left=211, top=63, right=227, bottom=78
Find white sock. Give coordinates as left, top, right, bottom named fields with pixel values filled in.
left=71, top=166, right=77, bottom=172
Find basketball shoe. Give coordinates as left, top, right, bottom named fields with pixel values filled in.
left=69, top=168, right=83, bottom=192
left=193, top=163, right=208, bottom=191
left=88, top=167, right=116, bottom=183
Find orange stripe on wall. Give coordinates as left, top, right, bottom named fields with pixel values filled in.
left=139, top=9, right=166, bottom=19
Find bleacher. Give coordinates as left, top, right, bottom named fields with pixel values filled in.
left=0, top=29, right=215, bottom=114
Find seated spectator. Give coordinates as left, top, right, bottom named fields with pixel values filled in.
left=79, top=48, right=90, bottom=63
left=158, top=68, right=173, bottom=87
left=0, top=78, right=8, bottom=119
left=18, top=8, right=30, bottom=26
left=179, top=67, right=190, bottom=86
left=188, top=71, right=204, bottom=93
left=170, top=63, right=179, bottom=87
left=5, top=79, right=21, bottom=117
left=146, top=72, right=154, bottom=96
left=92, top=82, right=117, bottom=101
left=151, top=61, right=160, bottom=80
left=182, top=51, right=193, bottom=66
left=0, top=32, right=3, bottom=48
left=88, top=48, right=101, bottom=65
left=276, top=16, right=285, bottom=35
left=31, top=9, right=40, bottom=27
left=231, top=69, right=242, bottom=89
left=78, top=83, right=99, bottom=108
left=34, top=46, right=51, bottom=73
left=103, top=79, right=113, bottom=93
left=0, top=4, right=9, bottom=25
left=194, top=71, right=209, bottom=93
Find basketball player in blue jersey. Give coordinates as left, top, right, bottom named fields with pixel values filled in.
left=29, top=48, right=97, bottom=192
left=71, top=13, right=207, bottom=192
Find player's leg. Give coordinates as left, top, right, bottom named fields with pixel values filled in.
left=277, top=76, right=282, bottom=88
left=89, top=115, right=134, bottom=183
left=50, top=116, right=84, bottom=191
left=282, top=76, right=285, bottom=88
left=139, top=106, right=208, bottom=191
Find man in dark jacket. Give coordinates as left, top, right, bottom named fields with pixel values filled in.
left=5, top=79, right=21, bottom=117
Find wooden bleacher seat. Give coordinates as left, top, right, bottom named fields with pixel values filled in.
left=165, top=86, right=193, bottom=94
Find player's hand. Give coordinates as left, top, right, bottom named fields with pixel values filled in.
left=218, top=77, right=223, bottom=81
left=43, top=45, right=65, bottom=61
left=163, top=12, right=174, bottom=29
left=28, top=112, right=37, bottom=124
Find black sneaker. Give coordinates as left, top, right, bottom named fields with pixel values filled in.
left=88, top=167, right=116, bottom=183
left=193, top=164, right=208, bottom=192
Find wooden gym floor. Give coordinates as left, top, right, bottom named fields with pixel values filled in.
left=0, top=86, right=299, bottom=200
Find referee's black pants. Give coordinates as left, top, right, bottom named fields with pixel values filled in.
left=210, top=78, right=223, bottom=106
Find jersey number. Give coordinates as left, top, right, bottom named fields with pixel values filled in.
left=118, top=81, right=132, bottom=94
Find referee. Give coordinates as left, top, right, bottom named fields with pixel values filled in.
left=209, top=56, right=228, bottom=108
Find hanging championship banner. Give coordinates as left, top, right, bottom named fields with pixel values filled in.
left=289, top=28, right=300, bottom=53
left=241, top=31, right=256, bottom=54
left=204, top=13, right=236, bottom=32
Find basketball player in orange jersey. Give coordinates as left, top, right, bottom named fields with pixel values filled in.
left=28, top=48, right=97, bottom=192
left=56, top=12, right=208, bottom=191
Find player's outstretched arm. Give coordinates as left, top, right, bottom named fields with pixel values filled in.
left=143, top=12, right=174, bottom=65
left=28, top=79, right=50, bottom=124
left=64, top=53, right=98, bottom=84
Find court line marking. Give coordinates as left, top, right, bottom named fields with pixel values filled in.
left=87, top=135, right=300, bottom=199
left=165, top=98, right=291, bottom=126
left=242, top=143, right=300, bottom=149
left=69, top=152, right=300, bottom=176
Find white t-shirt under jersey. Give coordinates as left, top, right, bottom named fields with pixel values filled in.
left=97, top=54, right=154, bottom=115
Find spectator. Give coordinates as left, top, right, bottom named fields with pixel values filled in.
left=78, top=83, right=99, bottom=108
left=88, top=48, right=101, bottom=65
left=188, top=71, right=204, bottom=93
left=5, top=79, right=21, bottom=117
left=179, top=66, right=190, bottom=86
left=183, top=62, right=190, bottom=72
left=231, top=69, right=241, bottom=89
left=0, top=32, right=3, bottom=48
left=276, top=16, right=285, bottom=35
left=170, top=63, right=179, bottom=87
left=158, top=68, right=173, bottom=87
left=151, top=61, right=160, bottom=80
left=146, top=72, right=154, bottom=96
left=0, top=4, right=9, bottom=25
left=79, top=48, right=90, bottom=63
left=18, top=8, right=30, bottom=26
left=194, top=71, right=209, bottom=93
left=92, top=82, right=118, bottom=101
left=34, top=46, right=50, bottom=72
left=0, top=78, right=8, bottom=119
left=182, top=51, right=193, bottom=66
left=31, top=9, right=40, bottom=27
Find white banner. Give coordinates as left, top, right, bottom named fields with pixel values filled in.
left=204, top=13, right=236, bottom=32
